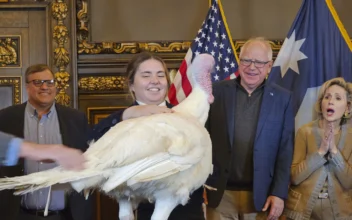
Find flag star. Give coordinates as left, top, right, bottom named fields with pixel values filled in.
left=219, top=43, right=224, bottom=49
left=224, top=67, right=229, bottom=72
left=214, top=74, right=219, bottom=81
left=215, top=32, right=219, bottom=38
left=207, top=36, right=210, bottom=42
left=195, top=51, right=200, bottom=56
left=211, top=16, right=215, bottom=22
left=198, top=42, right=203, bottom=47
left=211, top=5, right=215, bottom=11
left=205, top=24, right=208, bottom=29
left=209, top=27, right=213, bottom=32
left=219, top=53, right=223, bottom=59
left=205, top=46, right=209, bottom=51
left=216, top=65, right=220, bottom=71
left=198, top=29, right=202, bottom=34
left=214, top=8, right=218, bottom=13
left=211, top=50, right=215, bottom=56
left=273, top=30, right=308, bottom=77
left=227, top=47, right=231, bottom=53
left=201, top=33, right=206, bottom=38
left=225, top=57, right=229, bottom=63
left=213, top=42, right=218, bottom=47
left=221, top=33, right=226, bottom=39
left=230, top=62, right=235, bottom=68
left=195, top=37, right=200, bottom=42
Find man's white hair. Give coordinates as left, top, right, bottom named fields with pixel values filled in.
left=239, top=37, right=273, bottom=61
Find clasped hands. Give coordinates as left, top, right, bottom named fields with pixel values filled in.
left=318, top=122, right=338, bottom=156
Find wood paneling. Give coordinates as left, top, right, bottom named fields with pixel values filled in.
left=0, top=11, right=28, bottom=27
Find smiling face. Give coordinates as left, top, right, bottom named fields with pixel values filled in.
left=26, top=69, right=56, bottom=110
left=130, top=59, right=168, bottom=105
left=321, top=85, right=349, bottom=123
left=238, top=41, right=272, bottom=93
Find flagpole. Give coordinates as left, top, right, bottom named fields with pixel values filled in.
left=325, top=0, right=352, bottom=51
left=218, top=0, right=239, bottom=62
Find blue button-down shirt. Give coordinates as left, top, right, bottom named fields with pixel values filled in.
left=21, top=102, right=65, bottom=211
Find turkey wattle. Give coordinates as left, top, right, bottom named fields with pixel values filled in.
left=0, top=53, right=215, bottom=220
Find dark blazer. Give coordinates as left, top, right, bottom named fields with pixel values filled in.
left=205, top=79, right=294, bottom=211
left=0, top=102, right=94, bottom=220
left=91, top=101, right=205, bottom=220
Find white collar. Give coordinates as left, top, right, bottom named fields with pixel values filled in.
left=136, top=100, right=166, bottom=106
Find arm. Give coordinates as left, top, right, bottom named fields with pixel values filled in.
left=90, top=105, right=174, bottom=141
left=122, top=105, right=173, bottom=120
left=0, top=131, right=17, bottom=164
left=328, top=145, right=352, bottom=189
left=0, top=131, right=85, bottom=170
left=290, top=127, right=327, bottom=185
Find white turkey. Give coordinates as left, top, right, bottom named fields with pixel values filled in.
left=0, top=53, right=215, bottom=220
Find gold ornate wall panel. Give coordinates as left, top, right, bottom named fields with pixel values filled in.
left=52, top=0, right=71, bottom=106
left=0, top=76, right=21, bottom=105
left=0, top=36, right=21, bottom=68
left=78, top=76, right=126, bottom=93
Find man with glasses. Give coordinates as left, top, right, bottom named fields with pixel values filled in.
left=205, top=38, right=294, bottom=220
left=0, top=64, right=93, bottom=220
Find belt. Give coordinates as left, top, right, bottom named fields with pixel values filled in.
left=21, top=208, right=63, bottom=217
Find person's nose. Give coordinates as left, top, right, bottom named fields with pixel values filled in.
left=249, top=61, right=256, bottom=70
left=40, top=83, right=49, bottom=89
left=150, top=75, right=160, bottom=84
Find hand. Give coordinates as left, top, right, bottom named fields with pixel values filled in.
left=49, top=145, right=86, bottom=170
left=328, top=124, right=338, bottom=155
left=19, top=143, right=86, bottom=170
left=262, top=195, right=284, bottom=220
left=122, top=105, right=174, bottom=120
left=318, top=122, right=333, bottom=156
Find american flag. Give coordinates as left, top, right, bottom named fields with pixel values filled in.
left=168, top=0, right=239, bottom=105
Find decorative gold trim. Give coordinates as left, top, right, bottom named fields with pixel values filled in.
left=78, top=76, right=126, bottom=91
left=76, top=0, right=352, bottom=57
left=0, top=76, right=21, bottom=105
left=78, top=41, right=192, bottom=55
left=86, top=106, right=127, bottom=124
left=76, top=0, right=191, bottom=55
left=53, top=0, right=70, bottom=106
left=0, top=36, right=21, bottom=68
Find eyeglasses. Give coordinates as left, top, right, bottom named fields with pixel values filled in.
left=27, top=79, right=56, bottom=87
left=240, top=59, right=270, bottom=68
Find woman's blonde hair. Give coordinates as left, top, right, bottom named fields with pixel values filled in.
left=125, top=52, right=170, bottom=100
left=314, top=77, right=352, bottom=124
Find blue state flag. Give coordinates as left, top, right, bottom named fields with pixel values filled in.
left=268, top=0, right=352, bottom=131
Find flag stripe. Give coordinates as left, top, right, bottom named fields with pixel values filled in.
left=168, top=0, right=238, bottom=104
left=180, top=56, right=192, bottom=97
left=218, top=0, right=239, bottom=63
left=326, top=0, right=352, bottom=51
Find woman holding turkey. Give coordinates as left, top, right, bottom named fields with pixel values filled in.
left=90, top=52, right=205, bottom=220
left=285, top=77, right=352, bottom=220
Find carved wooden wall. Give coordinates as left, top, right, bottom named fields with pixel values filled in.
left=0, top=0, right=75, bottom=108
